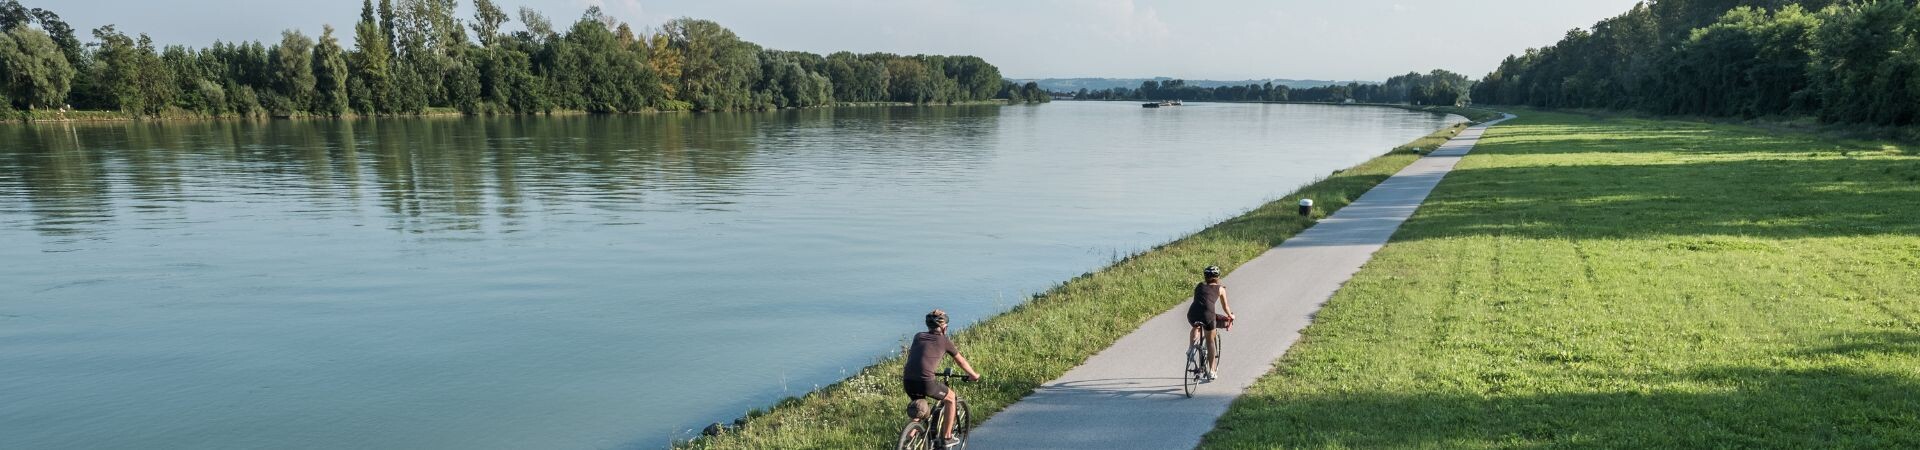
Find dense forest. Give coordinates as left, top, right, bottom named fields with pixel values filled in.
left=1474, top=0, right=1920, bottom=126
left=1071, top=70, right=1474, bottom=106
left=0, top=0, right=1047, bottom=119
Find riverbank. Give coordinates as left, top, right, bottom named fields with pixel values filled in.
left=1062, top=99, right=1504, bottom=123
left=2, top=106, right=471, bottom=123
left=1247, top=101, right=1504, bottom=123
left=2, top=100, right=1032, bottom=124
left=1201, top=109, right=1920, bottom=448
left=678, top=105, right=1500, bottom=448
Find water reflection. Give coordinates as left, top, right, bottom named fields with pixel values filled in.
left=0, top=107, right=1010, bottom=240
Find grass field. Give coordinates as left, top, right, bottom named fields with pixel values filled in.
left=1201, top=109, right=1920, bottom=448
left=677, top=110, right=1494, bottom=448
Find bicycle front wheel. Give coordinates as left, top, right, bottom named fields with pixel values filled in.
left=897, top=421, right=930, bottom=450
left=953, top=400, right=972, bottom=450
left=1213, top=332, right=1224, bottom=374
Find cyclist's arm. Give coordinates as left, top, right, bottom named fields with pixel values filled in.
left=1219, top=286, right=1233, bottom=317
left=951, top=351, right=981, bottom=380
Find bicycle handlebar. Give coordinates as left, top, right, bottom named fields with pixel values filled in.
left=936, top=367, right=978, bottom=382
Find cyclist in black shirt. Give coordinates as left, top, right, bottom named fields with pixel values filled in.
left=1188, top=265, right=1234, bottom=379
left=903, top=309, right=980, bottom=446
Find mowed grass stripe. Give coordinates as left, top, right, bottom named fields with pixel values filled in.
left=1201, top=110, right=1920, bottom=449
left=678, top=114, right=1492, bottom=449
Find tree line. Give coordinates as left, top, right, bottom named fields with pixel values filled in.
left=1068, top=70, right=1473, bottom=106
left=1474, top=0, right=1920, bottom=126
left=0, top=0, right=1041, bottom=118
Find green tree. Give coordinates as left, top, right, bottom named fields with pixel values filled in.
left=0, top=0, right=25, bottom=31
left=470, top=0, right=509, bottom=47
left=825, top=52, right=886, bottom=102
left=0, top=26, right=73, bottom=110
left=19, top=2, right=1018, bottom=116
left=88, top=26, right=173, bottom=116
left=1809, top=0, right=1917, bottom=125
left=25, top=7, right=79, bottom=70
left=269, top=30, right=315, bottom=116
left=313, top=25, right=350, bottom=116
left=378, top=0, right=397, bottom=53
left=756, top=50, right=833, bottom=108
left=446, top=49, right=482, bottom=113
left=557, top=12, right=655, bottom=113
left=159, top=45, right=211, bottom=114
left=647, top=31, right=684, bottom=105
left=192, top=79, right=227, bottom=116
left=517, top=6, right=554, bottom=42
left=351, top=0, right=392, bottom=114
left=1669, top=6, right=1820, bottom=117
left=487, top=38, right=545, bottom=113
left=664, top=18, right=761, bottom=110
left=885, top=57, right=932, bottom=103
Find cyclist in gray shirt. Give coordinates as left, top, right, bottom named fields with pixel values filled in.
left=903, top=309, right=980, bottom=446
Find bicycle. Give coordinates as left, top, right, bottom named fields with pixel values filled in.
left=897, top=368, right=973, bottom=450
left=1183, top=318, right=1228, bottom=398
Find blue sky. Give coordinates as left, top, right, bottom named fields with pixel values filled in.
left=49, top=0, right=1642, bottom=80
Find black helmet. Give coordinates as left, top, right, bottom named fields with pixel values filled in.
left=925, top=309, right=948, bottom=329
left=1203, top=265, right=1222, bottom=278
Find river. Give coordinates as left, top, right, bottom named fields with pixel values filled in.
left=0, top=102, right=1461, bottom=448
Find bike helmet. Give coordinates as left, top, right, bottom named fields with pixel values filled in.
left=925, top=309, right=949, bottom=329
left=1203, top=265, right=1222, bottom=278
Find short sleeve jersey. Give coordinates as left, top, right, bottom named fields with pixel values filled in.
left=902, top=331, right=957, bottom=381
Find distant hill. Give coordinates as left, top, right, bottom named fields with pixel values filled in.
left=1011, top=78, right=1366, bottom=92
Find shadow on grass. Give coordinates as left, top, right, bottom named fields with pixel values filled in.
left=1799, top=331, right=1920, bottom=358
left=1198, top=115, right=1920, bottom=449
left=1208, top=336, right=1920, bottom=448
left=1393, top=155, right=1920, bottom=242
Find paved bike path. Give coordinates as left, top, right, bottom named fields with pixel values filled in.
left=966, top=115, right=1514, bottom=449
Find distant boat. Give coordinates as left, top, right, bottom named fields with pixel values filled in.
left=1142, top=100, right=1182, bottom=108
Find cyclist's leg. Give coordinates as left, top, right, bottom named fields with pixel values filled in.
left=939, top=387, right=957, bottom=439
left=1206, top=329, right=1220, bottom=372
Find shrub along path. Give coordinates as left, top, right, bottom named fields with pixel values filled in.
left=965, top=115, right=1515, bottom=449
left=1200, top=110, right=1920, bottom=448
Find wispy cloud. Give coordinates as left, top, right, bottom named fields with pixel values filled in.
left=1067, top=0, right=1172, bottom=45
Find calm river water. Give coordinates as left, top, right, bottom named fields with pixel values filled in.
left=0, top=102, right=1460, bottom=448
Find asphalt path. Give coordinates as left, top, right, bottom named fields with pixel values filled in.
left=966, top=114, right=1515, bottom=449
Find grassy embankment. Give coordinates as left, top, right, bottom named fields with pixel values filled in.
left=679, top=106, right=1499, bottom=448
left=1200, top=100, right=1506, bottom=123
left=1202, top=109, right=1920, bottom=448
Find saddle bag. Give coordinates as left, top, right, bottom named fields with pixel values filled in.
left=905, top=399, right=932, bottom=420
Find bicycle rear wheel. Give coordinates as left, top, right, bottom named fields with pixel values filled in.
left=1183, top=342, right=1200, bottom=397
left=897, top=421, right=930, bottom=450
